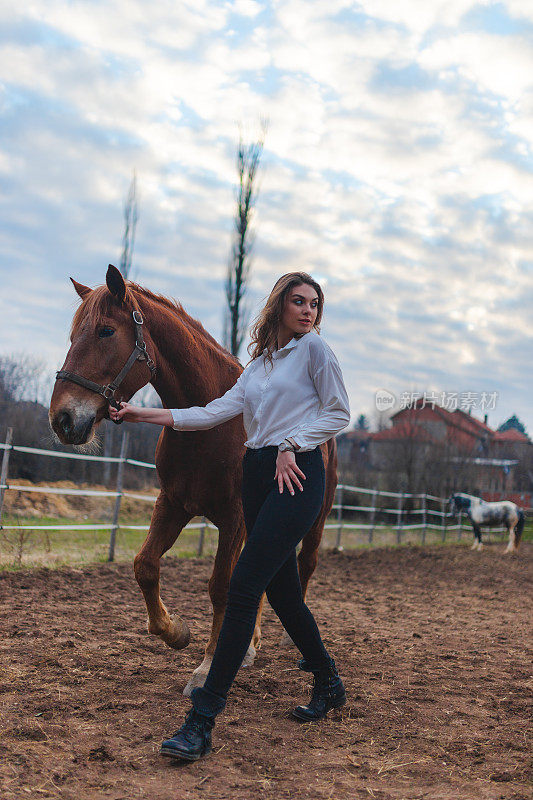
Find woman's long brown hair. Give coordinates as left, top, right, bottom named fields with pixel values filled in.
left=247, top=272, right=324, bottom=367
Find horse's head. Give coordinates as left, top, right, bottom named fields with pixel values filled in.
left=49, top=265, right=156, bottom=445
left=449, top=493, right=470, bottom=514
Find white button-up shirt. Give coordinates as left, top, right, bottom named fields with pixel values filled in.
left=171, top=331, right=351, bottom=451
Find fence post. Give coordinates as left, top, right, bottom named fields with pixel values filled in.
left=335, top=484, right=344, bottom=551
left=103, top=424, right=114, bottom=485
left=396, top=493, right=404, bottom=545
left=421, top=494, right=427, bottom=544
left=441, top=498, right=447, bottom=542
left=197, top=516, right=207, bottom=556
left=108, top=431, right=129, bottom=562
left=0, top=428, right=13, bottom=527
left=458, top=510, right=462, bottom=541
left=369, top=489, right=378, bottom=545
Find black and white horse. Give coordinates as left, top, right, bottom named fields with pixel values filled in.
left=450, top=493, right=525, bottom=553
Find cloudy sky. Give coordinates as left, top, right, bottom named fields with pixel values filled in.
left=1, top=0, right=532, bottom=434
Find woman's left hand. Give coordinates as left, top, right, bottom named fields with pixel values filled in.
left=275, top=451, right=306, bottom=495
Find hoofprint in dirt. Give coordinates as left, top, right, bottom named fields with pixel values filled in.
left=0, top=547, right=531, bottom=800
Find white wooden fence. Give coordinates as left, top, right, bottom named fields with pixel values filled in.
left=0, top=428, right=527, bottom=560
left=0, top=428, right=212, bottom=560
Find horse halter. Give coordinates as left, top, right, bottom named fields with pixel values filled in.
left=55, top=310, right=156, bottom=425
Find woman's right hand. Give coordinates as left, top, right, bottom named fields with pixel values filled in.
left=275, top=450, right=306, bottom=495
left=109, top=403, right=174, bottom=426
left=109, top=401, right=143, bottom=423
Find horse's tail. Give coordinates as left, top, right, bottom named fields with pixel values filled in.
left=515, top=509, right=525, bottom=546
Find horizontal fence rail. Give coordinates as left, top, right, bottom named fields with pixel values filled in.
left=1, top=428, right=531, bottom=561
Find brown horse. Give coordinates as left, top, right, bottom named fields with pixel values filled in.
left=49, top=265, right=338, bottom=694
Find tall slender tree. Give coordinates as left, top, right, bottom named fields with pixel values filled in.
left=224, top=124, right=266, bottom=356
left=104, top=171, right=139, bottom=481
left=120, top=171, right=139, bottom=279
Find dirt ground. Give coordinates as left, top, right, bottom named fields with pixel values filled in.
left=0, top=545, right=531, bottom=800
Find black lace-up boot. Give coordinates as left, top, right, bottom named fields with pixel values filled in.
left=160, top=686, right=224, bottom=762
left=292, top=657, right=346, bottom=721
left=160, top=708, right=215, bottom=761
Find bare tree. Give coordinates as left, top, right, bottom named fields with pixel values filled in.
left=224, top=124, right=266, bottom=357
left=383, top=412, right=431, bottom=495
left=373, top=408, right=394, bottom=432
left=0, top=353, right=48, bottom=404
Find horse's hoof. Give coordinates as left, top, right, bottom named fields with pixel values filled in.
left=241, top=643, right=256, bottom=668
left=279, top=629, right=295, bottom=648
left=183, top=670, right=208, bottom=697
left=164, top=616, right=191, bottom=650
left=150, top=616, right=191, bottom=650
left=183, top=656, right=213, bottom=697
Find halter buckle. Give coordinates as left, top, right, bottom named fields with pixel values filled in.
left=103, top=385, right=115, bottom=400
left=133, top=310, right=143, bottom=325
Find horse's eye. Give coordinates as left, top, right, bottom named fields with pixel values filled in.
left=98, top=327, right=115, bottom=338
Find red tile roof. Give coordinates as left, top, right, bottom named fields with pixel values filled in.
left=452, top=408, right=493, bottom=435
left=366, top=401, right=531, bottom=449
left=390, top=403, right=489, bottom=446
left=371, top=423, right=434, bottom=442
left=493, top=428, right=530, bottom=442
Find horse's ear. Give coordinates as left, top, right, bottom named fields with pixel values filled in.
left=70, top=278, right=92, bottom=299
left=106, top=264, right=126, bottom=303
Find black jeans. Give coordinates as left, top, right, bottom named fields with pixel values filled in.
left=192, top=445, right=331, bottom=717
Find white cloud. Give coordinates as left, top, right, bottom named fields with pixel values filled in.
left=420, top=33, right=533, bottom=101
left=357, top=0, right=476, bottom=35
left=0, top=0, right=532, bottom=434
left=230, top=0, right=264, bottom=19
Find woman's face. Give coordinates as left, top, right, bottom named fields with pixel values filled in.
left=280, top=283, right=319, bottom=338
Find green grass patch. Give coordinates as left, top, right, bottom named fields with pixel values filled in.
left=1, top=515, right=531, bottom=571
left=0, top=515, right=217, bottom=570
left=324, top=518, right=533, bottom=550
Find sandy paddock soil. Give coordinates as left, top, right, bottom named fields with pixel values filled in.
left=0, top=545, right=531, bottom=800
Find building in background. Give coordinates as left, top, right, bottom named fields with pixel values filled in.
left=337, top=400, right=532, bottom=506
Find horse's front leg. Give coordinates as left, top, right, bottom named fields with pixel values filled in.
left=134, top=493, right=192, bottom=649
left=471, top=523, right=483, bottom=551
left=184, top=515, right=263, bottom=696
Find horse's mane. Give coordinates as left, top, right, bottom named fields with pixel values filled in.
left=70, top=281, right=242, bottom=368
left=454, top=493, right=478, bottom=501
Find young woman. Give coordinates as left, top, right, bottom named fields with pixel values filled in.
left=110, top=272, right=351, bottom=761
